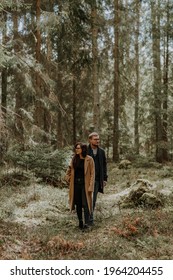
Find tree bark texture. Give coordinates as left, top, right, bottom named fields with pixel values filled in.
left=34, top=0, right=43, bottom=129
left=91, top=0, right=100, bottom=133
left=134, top=0, right=140, bottom=154
left=151, top=0, right=163, bottom=163
left=113, top=0, right=119, bottom=162
left=13, top=8, right=24, bottom=146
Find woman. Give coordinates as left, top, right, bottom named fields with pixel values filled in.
left=65, top=142, right=95, bottom=229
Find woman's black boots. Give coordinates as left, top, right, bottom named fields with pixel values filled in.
left=79, top=220, right=83, bottom=229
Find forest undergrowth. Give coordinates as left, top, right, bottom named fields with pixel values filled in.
left=0, top=161, right=173, bottom=260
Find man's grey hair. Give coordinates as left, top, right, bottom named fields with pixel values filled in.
left=88, top=132, right=99, bottom=139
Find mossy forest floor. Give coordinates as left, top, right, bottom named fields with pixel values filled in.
left=1, top=162, right=173, bottom=260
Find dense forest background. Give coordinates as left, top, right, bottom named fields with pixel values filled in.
left=0, top=0, right=173, bottom=175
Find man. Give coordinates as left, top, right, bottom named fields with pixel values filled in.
left=88, top=132, right=108, bottom=224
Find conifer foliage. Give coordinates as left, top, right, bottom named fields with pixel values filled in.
left=0, top=0, right=173, bottom=169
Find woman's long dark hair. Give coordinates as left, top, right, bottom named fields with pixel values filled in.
left=72, top=142, right=88, bottom=169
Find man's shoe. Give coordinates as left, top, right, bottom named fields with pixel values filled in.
left=83, top=224, right=89, bottom=230
left=79, top=220, right=83, bottom=229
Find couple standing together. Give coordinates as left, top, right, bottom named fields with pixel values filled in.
left=65, top=132, right=108, bottom=230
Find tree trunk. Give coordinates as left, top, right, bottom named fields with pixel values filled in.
left=56, top=0, right=63, bottom=148
left=151, top=0, right=163, bottom=163
left=1, top=12, right=7, bottom=121
left=162, top=1, right=170, bottom=161
left=34, top=0, right=43, bottom=129
left=91, top=0, right=100, bottom=132
left=1, top=68, right=7, bottom=118
left=13, top=8, right=24, bottom=147
left=42, top=35, right=52, bottom=144
left=113, top=0, right=119, bottom=162
left=0, top=12, right=8, bottom=162
left=72, top=77, right=76, bottom=145
left=134, top=0, right=140, bottom=154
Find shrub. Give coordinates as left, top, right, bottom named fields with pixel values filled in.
left=5, top=144, right=72, bottom=187
left=0, top=169, right=32, bottom=187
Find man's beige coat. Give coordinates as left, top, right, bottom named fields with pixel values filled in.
left=65, top=155, right=95, bottom=213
